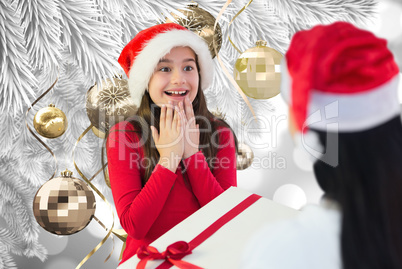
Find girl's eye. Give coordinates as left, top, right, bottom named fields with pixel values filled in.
left=159, top=67, right=171, bottom=72
left=184, top=66, right=193, bottom=71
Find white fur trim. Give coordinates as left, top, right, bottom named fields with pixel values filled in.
left=281, top=59, right=400, bottom=132
left=127, top=29, right=214, bottom=107
left=307, top=75, right=400, bottom=132
left=293, top=131, right=324, bottom=170
left=242, top=204, right=341, bottom=269
left=280, top=58, right=291, bottom=104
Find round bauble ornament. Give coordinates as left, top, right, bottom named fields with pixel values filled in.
left=236, top=143, right=254, bottom=170
left=86, top=77, right=137, bottom=133
left=166, top=2, right=222, bottom=58
left=234, top=40, right=283, bottom=99
left=33, top=104, right=68, bottom=138
left=33, top=169, right=96, bottom=235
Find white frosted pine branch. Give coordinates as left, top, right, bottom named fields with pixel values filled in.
left=136, top=0, right=188, bottom=23
left=266, top=0, right=377, bottom=26
left=0, top=228, right=25, bottom=255
left=0, top=169, right=47, bottom=262
left=0, top=244, right=17, bottom=269
left=57, top=0, right=121, bottom=85
left=119, top=0, right=185, bottom=44
left=120, top=2, right=156, bottom=44
left=340, top=0, right=378, bottom=26
left=93, top=0, right=123, bottom=50
left=53, top=56, right=93, bottom=104
left=17, top=0, right=63, bottom=71
left=0, top=112, right=21, bottom=158
left=0, top=1, right=37, bottom=114
left=246, top=1, right=289, bottom=54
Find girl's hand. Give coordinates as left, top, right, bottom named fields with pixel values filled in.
left=180, top=96, right=200, bottom=159
left=150, top=101, right=184, bottom=172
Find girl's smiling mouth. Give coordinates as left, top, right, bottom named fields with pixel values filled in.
left=164, top=90, right=189, bottom=97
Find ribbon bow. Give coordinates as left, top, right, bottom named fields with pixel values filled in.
left=136, top=241, right=203, bottom=269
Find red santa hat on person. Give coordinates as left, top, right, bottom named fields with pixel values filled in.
left=281, top=21, right=400, bottom=167
left=118, top=23, right=214, bottom=108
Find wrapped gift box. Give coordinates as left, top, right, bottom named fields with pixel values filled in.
left=118, top=187, right=298, bottom=269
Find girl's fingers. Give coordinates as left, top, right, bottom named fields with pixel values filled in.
left=177, top=107, right=182, bottom=133
left=179, top=101, right=187, bottom=125
left=165, top=101, right=173, bottom=129
left=185, top=96, right=194, bottom=116
left=150, top=125, right=158, bottom=143
left=184, top=96, right=195, bottom=126
left=160, top=104, right=166, bottom=130
left=172, top=105, right=179, bottom=130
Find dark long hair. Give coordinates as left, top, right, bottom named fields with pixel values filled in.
left=313, top=116, right=402, bottom=269
left=129, top=87, right=237, bottom=185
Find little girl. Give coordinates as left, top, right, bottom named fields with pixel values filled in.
left=243, top=22, right=402, bottom=269
left=106, top=23, right=238, bottom=264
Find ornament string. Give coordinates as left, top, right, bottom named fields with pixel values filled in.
left=94, top=215, right=128, bottom=261
left=213, top=0, right=257, bottom=121
left=88, top=161, right=108, bottom=182
left=73, top=124, right=114, bottom=268
left=93, top=215, right=115, bottom=262
left=25, top=77, right=59, bottom=181
left=228, top=0, right=254, bottom=54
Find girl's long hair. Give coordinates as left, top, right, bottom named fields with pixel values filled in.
left=313, top=116, right=402, bottom=269
left=127, top=56, right=237, bottom=184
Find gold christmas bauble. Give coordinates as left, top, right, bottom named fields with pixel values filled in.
left=86, top=77, right=137, bottom=132
left=166, top=3, right=222, bottom=58
left=33, top=104, right=67, bottom=138
left=234, top=40, right=283, bottom=99
left=33, top=169, right=96, bottom=235
left=237, top=143, right=254, bottom=170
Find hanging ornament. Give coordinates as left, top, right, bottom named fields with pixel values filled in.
left=165, top=2, right=222, bottom=58
left=33, top=103, right=68, bottom=138
left=86, top=77, right=137, bottom=133
left=33, top=169, right=96, bottom=235
left=112, top=229, right=128, bottom=261
left=236, top=143, right=254, bottom=170
left=234, top=40, right=283, bottom=99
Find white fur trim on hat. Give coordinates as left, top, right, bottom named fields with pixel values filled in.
left=307, top=75, right=400, bottom=132
left=128, top=29, right=214, bottom=108
left=281, top=57, right=400, bottom=132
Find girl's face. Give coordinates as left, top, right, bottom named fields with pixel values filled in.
left=148, top=46, right=199, bottom=106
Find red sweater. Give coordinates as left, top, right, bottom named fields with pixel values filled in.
left=106, top=121, right=237, bottom=264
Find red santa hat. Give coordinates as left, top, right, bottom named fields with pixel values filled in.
left=281, top=21, right=400, bottom=134
left=118, top=23, right=214, bottom=108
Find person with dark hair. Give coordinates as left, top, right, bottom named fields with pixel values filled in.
left=106, top=23, right=237, bottom=265
left=242, top=21, right=402, bottom=268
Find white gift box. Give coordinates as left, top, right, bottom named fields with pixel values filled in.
left=118, top=187, right=298, bottom=269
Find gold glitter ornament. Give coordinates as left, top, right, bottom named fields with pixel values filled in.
left=33, top=169, right=96, bottom=235
left=33, top=104, right=68, bottom=138
left=237, top=143, right=254, bottom=170
left=86, top=77, right=137, bottom=133
left=166, top=2, right=222, bottom=58
left=234, top=40, right=283, bottom=99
